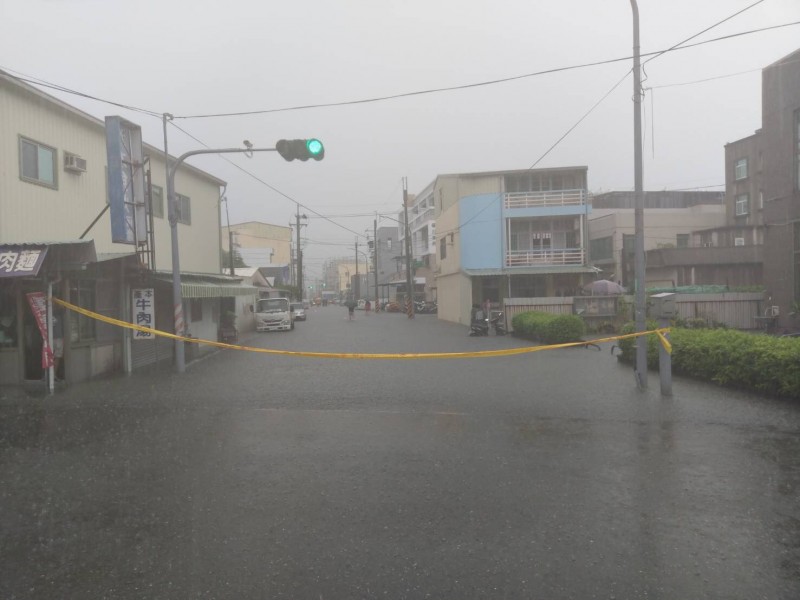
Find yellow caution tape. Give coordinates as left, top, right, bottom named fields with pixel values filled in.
left=54, top=297, right=671, bottom=360
left=656, top=329, right=672, bottom=354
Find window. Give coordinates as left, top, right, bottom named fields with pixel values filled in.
left=19, top=136, right=57, bottom=188
left=69, top=280, right=95, bottom=343
left=589, top=236, right=613, bottom=260
left=440, top=237, right=447, bottom=260
left=734, top=158, right=748, bottom=181
left=676, top=234, right=689, bottom=248
left=150, top=185, right=164, bottom=219
left=176, top=193, right=191, bottom=225
left=735, top=194, right=749, bottom=216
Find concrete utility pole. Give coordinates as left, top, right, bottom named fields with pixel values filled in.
left=295, top=205, right=307, bottom=298
left=630, top=0, right=648, bottom=388
left=354, top=238, right=360, bottom=300
left=403, top=178, right=414, bottom=319
left=373, top=217, right=379, bottom=311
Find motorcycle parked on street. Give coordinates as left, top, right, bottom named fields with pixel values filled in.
left=469, top=310, right=490, bottom=336
left=490, top=311, right=507, bottom=336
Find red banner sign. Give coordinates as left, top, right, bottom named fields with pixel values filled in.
left=26, top=292, right=54, bottom=369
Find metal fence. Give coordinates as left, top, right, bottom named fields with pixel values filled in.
left=504, top=293, right=765, bottom=332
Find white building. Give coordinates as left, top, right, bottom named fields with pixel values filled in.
left=0, top=70, right=255, bottom=387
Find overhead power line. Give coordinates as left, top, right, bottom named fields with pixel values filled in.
left=1, top=20, right=796, bottom=126
left=436, top=1, right=767, bottom=240
left=173, top=21, right=799, bottom=120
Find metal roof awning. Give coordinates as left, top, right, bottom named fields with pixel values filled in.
left=150, top=272, right=258, bottom=299
left=178, top=282, right=259, bottom=299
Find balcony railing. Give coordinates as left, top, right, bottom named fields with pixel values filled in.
left=505, top=189, right=587, bottom=209
left=506, top=249, right=585, bottom=267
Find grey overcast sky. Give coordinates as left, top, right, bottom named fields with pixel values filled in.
left=2, top=0, right=799, bottom=279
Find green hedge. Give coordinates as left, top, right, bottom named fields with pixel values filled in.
left=511, top=311, right=585, bottom=344
left=618, top=323, right=800, bottom=399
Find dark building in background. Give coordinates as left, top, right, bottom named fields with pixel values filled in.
left=761, top=48, right=800, bottom=327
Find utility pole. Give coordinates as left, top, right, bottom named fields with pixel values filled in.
left=403, top=177, right=414, bottom=319
left=229, top=230, right=235, bottom=276
left=373, top=217, right=379, bottom=311
left=295, top=205, right=307, bottom=299
left=354, top=238, right=360, bottom=300
left=631, top=0, right=647, bottom=388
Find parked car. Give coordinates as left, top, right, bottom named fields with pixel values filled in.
left=290, top=302, right=306, bottom=321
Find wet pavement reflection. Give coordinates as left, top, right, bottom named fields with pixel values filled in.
left=2, top=307, right=799, bottom=598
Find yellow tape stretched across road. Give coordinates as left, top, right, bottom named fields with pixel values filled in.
left=53, top=297, right=670, bottom=360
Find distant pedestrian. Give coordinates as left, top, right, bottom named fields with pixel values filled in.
left=346, top=299, right=355, bottom=320
left=364, top=299, right=371, bottom=315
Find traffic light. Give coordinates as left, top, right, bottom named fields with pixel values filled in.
left=276, top=139, right=325, bottom=162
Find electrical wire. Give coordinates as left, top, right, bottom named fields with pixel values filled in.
left=642, top=0, right=766, bottom=67
left=2, top=19, right=796, bottom=126
left=0, top=66, right=163, bottom=118
left=172, top=21, right=799, bottom=120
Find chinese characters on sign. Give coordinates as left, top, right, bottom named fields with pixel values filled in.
left=0, top=246, right=48, bottom=278
left=132, top=288, right=155, bottom=340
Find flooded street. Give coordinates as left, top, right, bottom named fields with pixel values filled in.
left=2, top=308, right=799, bottom=599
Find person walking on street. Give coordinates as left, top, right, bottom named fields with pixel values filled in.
left=364, top=299, right=371, bottom=316
left=346, top=298, right=355, bottom=320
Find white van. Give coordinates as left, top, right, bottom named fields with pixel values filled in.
left=255, top=297, right=293, bottom=332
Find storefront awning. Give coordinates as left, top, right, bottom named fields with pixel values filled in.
left=179, top=282, right=259, bottom=298
left=150, top=272, right=258, bottom=299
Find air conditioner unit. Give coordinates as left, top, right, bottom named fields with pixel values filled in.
left=734, top=237, right=745, bottom=246
left=64, top=153, right=87, bottom=173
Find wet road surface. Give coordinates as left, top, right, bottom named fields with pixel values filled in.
left=2, top=306, right=799, bottom=599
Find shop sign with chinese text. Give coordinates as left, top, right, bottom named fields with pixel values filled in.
left=0, top=245, right=48, bottom=278
left=131, top=288, right=155, bottom=339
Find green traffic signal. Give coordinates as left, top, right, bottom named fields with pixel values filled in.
left=276, top=139, right=325, bottom=162
left=306, top=139, right=324, bottom=158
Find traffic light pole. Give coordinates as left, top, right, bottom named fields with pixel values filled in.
left=165, top=139, right=277, bottom=373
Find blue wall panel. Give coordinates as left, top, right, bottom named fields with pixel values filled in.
left=459, top=194, right=503, bottom=270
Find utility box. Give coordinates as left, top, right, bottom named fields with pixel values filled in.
left=650, top=292, right=677, bottom=318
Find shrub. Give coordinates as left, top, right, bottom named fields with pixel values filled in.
left=512, top=311, right=585, bottom=344
left=617, top=323, right=800, bottom=399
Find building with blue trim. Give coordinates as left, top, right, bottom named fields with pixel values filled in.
left=432, top=167, right=595, bottom=324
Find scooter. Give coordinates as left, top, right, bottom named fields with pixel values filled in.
left=469, top=313, right=490, bottom=336
left=490, top=311, right=507, bottom=336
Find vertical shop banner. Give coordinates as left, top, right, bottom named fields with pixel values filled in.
left=26, top=292, right=54, bottom=368
left=132, top=288, right=155, bottom=339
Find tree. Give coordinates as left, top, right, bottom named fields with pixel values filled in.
left=220, top=248, right=248, bottom=269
